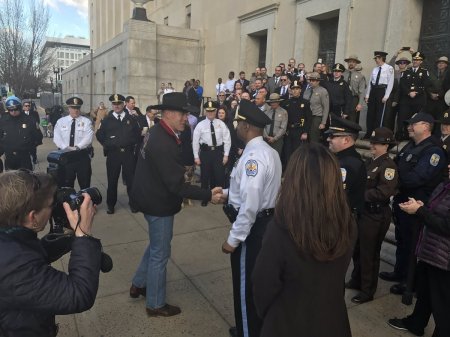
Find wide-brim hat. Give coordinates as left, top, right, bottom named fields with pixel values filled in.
left=436, top=56, right=449, bottom=64
left=307, top=72, right=321, bottom=81
left=369, top=127, right=396, bottom=145
left=267, top=93, right=284, bottom=103
left=150, top=92, right=191, bottom=113
left=395, top=57, right=411, bottom=65
left=344, top=55, right=361, bottom=64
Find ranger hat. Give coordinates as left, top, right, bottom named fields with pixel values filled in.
left=307, top=72, right=321, bottom=81
left=290, top=80, right=302, bottom=89
left=369, top=127, right=396, bottom=145
left=412, top=52, right=425, bottom=60
left=435, top=56, right=449, bottom=65
left=333, top=63, right=346, bottom=72
left=204, top=100, right=218, bottom=111
left=234, top=99, right=271, bottom=128
left=373, top=51, right=388, bottom=59
left=404, top=112, right=434, bottom=125
left=325, top=115, right=362, bottom=136
left=5, top=95, right=21, bottom=110
left=109, top=94, right=126, bottom=103
left=395, top=57, right=411, bottom=65
left=66, top=96, right=83, bottom=108
left=150, top=92, right=191, bottom=113
left=344, top=55, right=361, bottom=64
left=267, top=93, right=284, bottom=103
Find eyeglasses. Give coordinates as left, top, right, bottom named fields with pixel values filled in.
left=23, top=104, right=30, bottom=107
left=281, top=79, right=288, bottom=81
left=7, top=108, right=19, bottom=112
left=218, top=94, right=225, bottom=97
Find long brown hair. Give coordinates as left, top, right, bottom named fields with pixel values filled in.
left=275, top=143, right=354, bottom=261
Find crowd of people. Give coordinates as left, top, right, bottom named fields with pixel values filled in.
left=0, top=47, right=450, bottom=337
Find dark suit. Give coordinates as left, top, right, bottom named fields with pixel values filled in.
left=275, top=85, right=290, bottom=100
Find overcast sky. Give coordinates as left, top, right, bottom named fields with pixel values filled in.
left=44, top=0, right=89, bottom=39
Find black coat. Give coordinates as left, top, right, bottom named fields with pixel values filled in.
left=0, top=113, right=43, bottom=152
left=252, top=220, right=353, bottom=337
left=0, top=227, right=101, bottom=337
left=130, top=121, right=211, bottom=216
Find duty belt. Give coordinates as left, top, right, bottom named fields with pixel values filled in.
left=200, top=144, right=224, bottom=151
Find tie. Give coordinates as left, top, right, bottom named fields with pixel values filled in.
left=269, top=109, right=276, bottom=137
left=347, top=70, right=352, bottom=83
left=281, top=86, right=286, bottom=96
left=69, top=118, right=76, bottom=147
left=375, top=67, right=381, bottom=86
left=210, top=121, right=217, bottom=146
left=117, top=114, right=122, bottom=122
left=275, top=77, right=279, bottom=85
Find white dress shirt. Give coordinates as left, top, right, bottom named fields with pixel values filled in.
left=223, top=136, right=282, bottom=247
left=53, top=115, right=93, bottom=150
left=192, top=118, right=231, bottom=159
left=216, top=83, right=226, bottom=96
left=365, top=63, right=395, bottom=100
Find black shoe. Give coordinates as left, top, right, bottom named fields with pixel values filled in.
left=390, top=283, right=406, bottom=295
left=146, top=303, right=181, bottom=317
left=201, top=201, right=208, bottom=207
left=345, top=279, right=361, bottom=290
left=351, top=292, right=373, bottom=304
left=379, top=271, right=402, bottom=282
left=229, top=327, right=238, bottom=337
left=107, top=207, right=115, bottom=214
left=388, top=318, right=424, bottom=336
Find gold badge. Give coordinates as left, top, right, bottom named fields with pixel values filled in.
left=22, top=124, right=27, bottom=128
left=419, top=72, right=422, bottom=77
left=444, top=112, right=448, bottom=118
left=443, top=144, right=447, bottom=150
left=300, top=104, right=304, bottom=108
left=114, top=94, right=118, bottom=101
left=430, top=153, right=440, bottom=167
left=384, top=168, right=395, bottom=181
left=74, top=98, right=79, bottom=105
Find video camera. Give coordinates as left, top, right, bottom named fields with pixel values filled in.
left=42, top=150, right=113, bottom=272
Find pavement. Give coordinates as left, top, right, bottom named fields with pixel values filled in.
left=30, top=135, right=435, bottom=337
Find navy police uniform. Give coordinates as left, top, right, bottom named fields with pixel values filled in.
left=224, top=99, right=282, bottom=337
left=53, top=97, right=94, bottom=189
left=96, top=94, right=141, bottom=213
left=323, top=63, right=353, bottom=118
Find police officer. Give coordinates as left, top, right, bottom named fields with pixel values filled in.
left=22, top=99, right=41, bottom=164
left=323, top=63, right=353, bottom=119
left=346, top=127, right=398, bottom=303
left=307, top=72, right=330, bottom=143
left=379, top=113, right=446, bottom=294
left=426, top=56, right=449, bottom=122
left=221, top=99, right=282, bottom=337
left=96, top=94, right=141, bottom=214
left=397, top=52, right=430, bottom=140
left=326, top=116, right=367, bottom=216
left=344, top=55, right=367, bottom=122
left=53, top=97, right=94, bottom=189
left=365, top=51, right=395, bottom=139
left=282, top=80, right=312, bottom=165
left=263, top=93, right=288, bottom=157
left=193, top=101, right=231, bottom=206
left=0, top=96, right=42, bottom=170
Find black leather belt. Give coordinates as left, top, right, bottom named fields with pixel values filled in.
left=371, top=84, right=387, bottom=89
left=256, top=208, right=274, bottom=218
left=200, top=144, right=224, bottom=151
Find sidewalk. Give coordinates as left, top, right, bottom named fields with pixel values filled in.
left=32, top=137, right=434, bottom=337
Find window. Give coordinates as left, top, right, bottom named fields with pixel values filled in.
left=164, top=16, right=168, bottom=25
left=185, top=5, right=191, bottom=29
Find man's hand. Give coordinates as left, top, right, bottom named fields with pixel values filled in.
left=409, top=92, right=417, bottom=98
left=266, top=136, right=275, bottom=144
left=195, top=158, right=201, bottom=166
left=382, top=97, right=388, bottom=103
left=319, top=123, right=325, bottom=130
left=365, top=97, right=369, bottom=104
left=392, top=101, right=398, bottom=107
left=223, top=155, right=228, bottom=165
left=222, top=241, right=236, bottom=254
left=356, top=104, right=362, bottom=112
left=399, top=197, right=424, bottom=214
left=431, top=93, right=439, bottom=100
left=210, top=187, right=223, bottom=204
left=300, top=133, right=308, bottom=140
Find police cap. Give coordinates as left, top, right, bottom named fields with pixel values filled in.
left=333, top=63, right=346, bottom=72
left=412, top=52, right=425, bottom=61
left=109, top=94, right=126, bottom=103
left=404, top=112, right=434, bottom=125
left=369, top=127, right=396, bottom=145
left=325, top=115, right=362, bottom=135
left=290, top=80, right=302, bottom=89
left=234, top=99, right=271, bottom=128
left=66, top=96, right=83, bottom=108
left=204, top=101, right=218, bottom=111
left=373, top=51, right=388, bottom=59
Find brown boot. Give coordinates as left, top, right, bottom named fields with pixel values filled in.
left=146, top=304, right=181, bottom=317
left=129, top=284, right=146, bottom=298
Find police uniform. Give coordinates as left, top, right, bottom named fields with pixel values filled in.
left=192, top=101, right=231, bottom=203
left=223, top=99, right=282, bottom=337
left=365, top=51, right=395, bottom=138
left=438, top=110, right=450, bottom=174
left=379, top=113, right=446, bottom=292
left=347, top=128, right=398, bottom=303
left=426, top=56, right=449, bottom=121
left=53, top=97, right=94, bottom=189
left=397, top=52, right=430, bottom=140
left=0, top=96, right=42, bottom=170
left=96, top=94, right=141, bottom=214
left=323, top=63, right=353, bottom=118
left=343, top=55, right=367, bottom=122
left=263, top=93, right=288, bottom=156
left=307, top=73, right=330, bottom=143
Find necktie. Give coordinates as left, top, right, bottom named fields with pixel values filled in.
left=118, top=114, right=122, bottom=122
left=347, top=70, right=352, bottom=83
left=269, top=109, right=276, bottom=137
left=210, top=121, right=217, bottom=146
left=375, top=67, right=381, bottom=86
left=281, top=86, right=286, bottom=96
left=275, top=77, right=279, bottom=85
left=69, top=118, right=76, bottom=147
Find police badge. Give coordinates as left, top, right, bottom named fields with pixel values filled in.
left=384, top=168, right=395, bottom=181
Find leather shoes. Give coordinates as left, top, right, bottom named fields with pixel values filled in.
left=345, top=279, right=361, bottom=290
left=351, top=292, right=373, bottom=304
left=146, top=304, right=181, bottom=317
left=390, top=283, right=406, bottom=295
left=201, top=201, right=208, bottom=207
left=379, top=271, right=402, bottom=282
left=129, top=284, right=146, bottom=298
left=388, top=318, right=423, bottom=336
left=229, top=327, right=238, bottom=337
left=106, top=207, right=115, bottom=214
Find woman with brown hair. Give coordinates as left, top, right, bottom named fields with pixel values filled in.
left=252, top=142, right=355, bottom=337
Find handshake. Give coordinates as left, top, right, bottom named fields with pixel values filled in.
left=210, top=187, right=227, bottom=205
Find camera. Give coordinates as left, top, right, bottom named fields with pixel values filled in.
left=58, top=187, right=102, bottom=211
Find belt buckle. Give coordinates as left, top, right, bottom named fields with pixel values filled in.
left=120, top=148, right=125, bottom=152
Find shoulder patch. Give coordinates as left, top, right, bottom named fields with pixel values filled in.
left=430, top=153, right=440, bottom=167
left=245, top=160, right=258, bottom=177
left=341, top=168, right=347, bottom=182
left=384, top=168, right=395, bottom=181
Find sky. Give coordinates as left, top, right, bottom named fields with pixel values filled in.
left=44, top=0, right=89, bottom=40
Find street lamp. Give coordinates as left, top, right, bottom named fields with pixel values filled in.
left=53, top=66, right=60, bottom=93
left=131, top=0, right=153, bottom=21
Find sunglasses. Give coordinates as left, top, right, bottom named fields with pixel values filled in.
left=7, top=108, right=19, bottom=112
left=281, top=79, right=288, bottom=81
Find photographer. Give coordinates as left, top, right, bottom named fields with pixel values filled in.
left=0, top=170, right=101, bottom=337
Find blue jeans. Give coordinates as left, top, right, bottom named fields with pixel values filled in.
left=132, top=214, right=174, bottom=309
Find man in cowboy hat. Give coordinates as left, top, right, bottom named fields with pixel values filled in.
left=307, top=72, right=329, bottom=143
left=426, top=56, right=449, bottom=120
left=96, top=94, right=141, bottom=214
left=129, top=92, right=222, bottom=318
left=53, top=96, right=94, bottom=189
left=263, top=93, right=288, bottom=156
left=343, top=55, right=367, bottom=122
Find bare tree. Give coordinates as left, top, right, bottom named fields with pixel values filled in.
left=0, top=0, right=52, bottom=97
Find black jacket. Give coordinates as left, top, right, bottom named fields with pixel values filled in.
left=0, top=227, right=101, bottom=337
left=130, top=121, right=211, bottom=216
left=0, top=113, right=43, bottom=153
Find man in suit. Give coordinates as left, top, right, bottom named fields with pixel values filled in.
left=267, top=66, right=283, bottom=94
left=275, top=75, right=291, bottom=100
left=238, top=71, right=250, bottom=92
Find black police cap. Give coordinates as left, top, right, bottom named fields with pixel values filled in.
left=373, top=51, right=388, bottom=59
left=109, top=94, right=126, bottom=103
left=234, top=99, right=271, bottom=128
left=66, top=96, right=83, bottom=107
left=204, top=101, right=218, bottom=111
left=325, top=115, right=362, bottom=135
